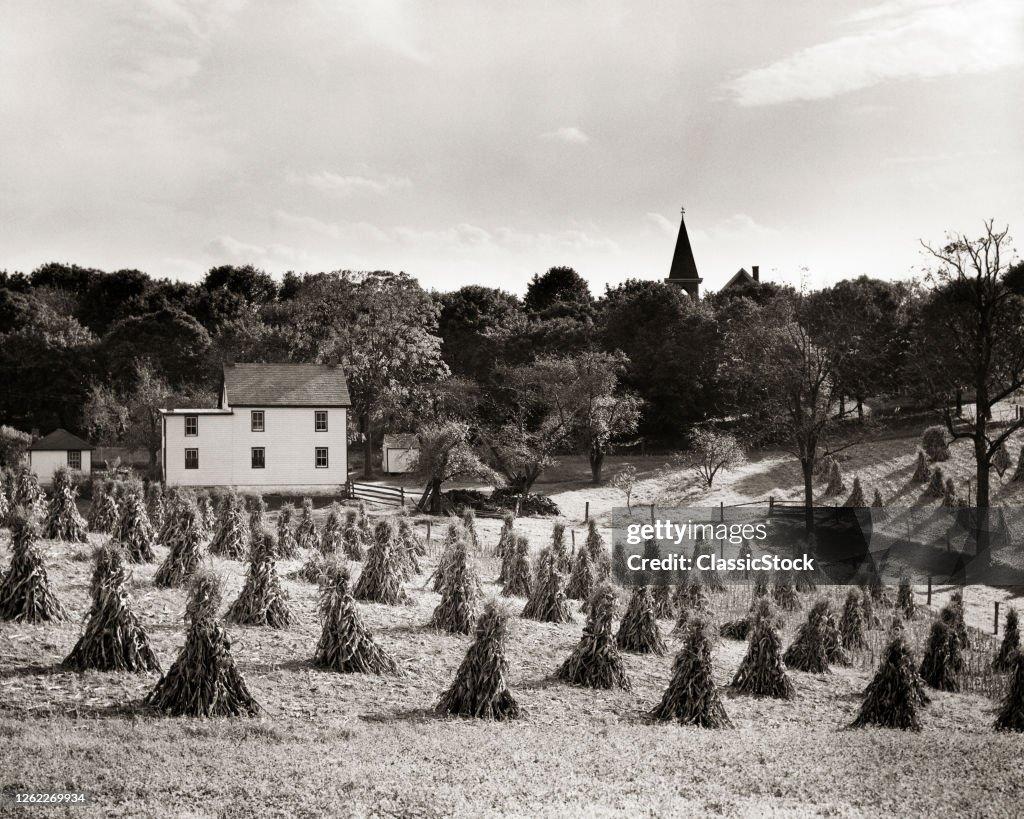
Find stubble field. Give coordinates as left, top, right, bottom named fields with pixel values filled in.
left=3, top=431, right=1024, bottom=818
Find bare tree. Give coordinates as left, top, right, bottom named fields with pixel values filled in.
left=912, top=221, right=1024, bottom=568
left=610, top=465, right=638, bottom=513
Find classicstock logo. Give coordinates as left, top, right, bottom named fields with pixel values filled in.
left=610, top=505, right=1024, bottom=586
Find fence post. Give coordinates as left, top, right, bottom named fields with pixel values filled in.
left=995, top=601, right=1000, bottom=635
left=571, top=529, right=576, bottom=553
left=401, top=487, right=405, bottom=508
left=650, top=503, right=655, bottom=524
left=927, top=576, right=932, bottom=606
left=585, top=502, right=589, bottom=523
left=427, top=520, right=432, bottom=543
left=769, top=496, right=774, bottom=516
left=719, top=501, right=724, bottom=522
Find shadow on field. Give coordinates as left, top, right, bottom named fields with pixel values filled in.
left=0, top=699, right=148, bottom=720
left=0, top=661, right=65, bottom=680
left=358, top=706, right=438, bottom=724
left=242, top=658, right=315, bottom=675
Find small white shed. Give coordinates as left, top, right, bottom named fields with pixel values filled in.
left=382, top=434, right=418, bottom=474
left=28, top=428, right=93, bottom=485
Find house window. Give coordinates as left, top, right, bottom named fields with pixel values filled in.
left=185, top=448, right=199, bottom=470
left=251, top=410, right=264, bottom=432
left=185, top=415, right=198, bottom=436
left=315, top=410, right=328, bottom=432
left=315, top=447, right=328, bottom=468
left=67, top=450, right=82, bottom=470
left=251, top=447, right=265, bottom=469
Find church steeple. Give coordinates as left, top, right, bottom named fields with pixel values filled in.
left=664, top=207, right=702, bottom=298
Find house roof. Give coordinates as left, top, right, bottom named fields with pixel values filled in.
left=721, top=267, right=758, bottom=291
left=221, top=363, right=352, bottom=407
left=382, top=433, right=419, bottom=449
left=29, top=428, right=94, bottom=451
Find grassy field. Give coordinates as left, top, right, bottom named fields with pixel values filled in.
left=3, top=430, right=1024, bottom=817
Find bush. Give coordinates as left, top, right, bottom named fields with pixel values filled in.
left=922, top=426, right=950, bottom=462
left=0, top=425, right=31, bottom=467
left=443, top=488, right=561, bottom=517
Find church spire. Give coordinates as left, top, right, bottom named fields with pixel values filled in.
left=664, top=207, right=702, bottom=298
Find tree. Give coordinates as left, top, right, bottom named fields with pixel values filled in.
left=529, top=352, right=642, bottom=483
left=77, top=268, right=155, bottom=335
left=611, top=465, right=638, bottom=512
left=482, top=352, right=640, bottom=490
left=412, top=421, right=500, bottom=515
left=0, top=289, right=96, bottom=431
left=524, top=266, right=594, bottom=321
left=437, top=285, right=523, bottom=381
left=598, top=280, right=723, bottom=444
left=100, top=308, right=215, bottom=390
left=274, top=271, right=448, bottom=478
left=84, top=358, right=203, bottom=478
left=194, top=265, right=278, bottom=331
left=723, top=295, right=851, bottom=532
left=686, top=425, right=746, bottom=488
left=804, top=277, right=914, bottom=420
left=910, top=221, right=1024, bottom=569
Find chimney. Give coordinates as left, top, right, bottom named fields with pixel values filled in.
left=752, top=265, right=760, bottom=282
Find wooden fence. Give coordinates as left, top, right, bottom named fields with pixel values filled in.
left=344, top=481, right=407, bottom=508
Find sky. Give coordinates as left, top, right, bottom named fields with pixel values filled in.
left=1, top=0, right=1022, bottom=295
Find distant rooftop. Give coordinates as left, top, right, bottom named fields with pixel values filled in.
left=221, top=362, right=351, bottom=408
left=29, top=428, right=93, bottom=451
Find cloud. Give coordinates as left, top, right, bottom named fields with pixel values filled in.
left=292, top=171, right=413, bottom=195
left=204, top=234, right=306, bottom=265
left=539, top=126, right=591, bottom=144
left=129, top=55, right=201, bottom=90
left=271, top=212, right=620, bottom=258
left=647, top=212, right=778, bottom=243
left=726, top=0, right=1024, bottom=106
left=646, top=212, right=677, bottom=236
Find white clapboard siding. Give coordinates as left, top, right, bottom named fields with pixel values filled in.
left=29, top=450, right=92, bottom=485
left=163, top=408, right=348, bottom=488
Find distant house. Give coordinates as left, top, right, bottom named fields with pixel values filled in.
left=661, top=208, right=765, bottom=297
left=720, top=265, right=761, bottom=292
left=161, top=363, right=350, bottom=490
left=382, top=434, right=419, bottom=474
left=28, top=428, right=93, bottom=484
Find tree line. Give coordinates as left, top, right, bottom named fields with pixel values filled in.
left=1, top=222, right=1021, bottom=544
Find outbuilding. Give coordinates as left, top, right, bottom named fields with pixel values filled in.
left=382, top=434, right=419, bottom=474
left=28, top=428, right=93, bottom=484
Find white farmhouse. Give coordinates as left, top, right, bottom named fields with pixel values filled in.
left=28, top=428, right=93, bottom=484
left=161, top=363, right=350, bottom=491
